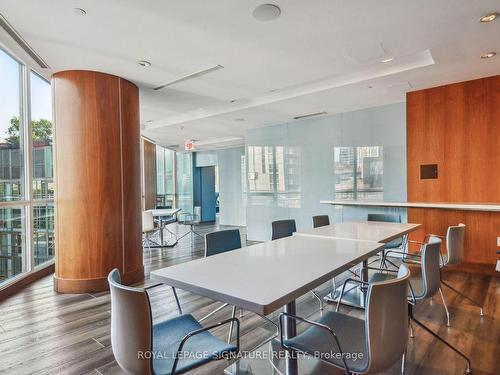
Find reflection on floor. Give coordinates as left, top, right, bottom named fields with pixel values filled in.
left=0, top=222, right=498, bottom=375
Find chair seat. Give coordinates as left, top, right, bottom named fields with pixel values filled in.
left=152, top=314, right=236, bottom=375
left=384, top=238, right=403, bottom=249
left=284, top=311, right=368, bottom=373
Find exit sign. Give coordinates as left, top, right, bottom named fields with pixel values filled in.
left=184, top=140, right=194, bottom=151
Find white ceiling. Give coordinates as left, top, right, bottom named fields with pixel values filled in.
left=1, top=0, right=499, bottom=151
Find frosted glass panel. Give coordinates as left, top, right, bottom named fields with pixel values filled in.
left=245, top=103, right=406, bottom=241
left=217, top=147, right=246, bottom=226
left=175, top=153, right=193, bottom=213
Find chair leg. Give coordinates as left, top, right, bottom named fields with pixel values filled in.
left=379, top=249, right=386, bottom=269
left=311, top=290, right=324, bottom=311
left=409, top=319, right=415, bottom=338
left=442, top=280, right=484, bottom=316
left=412, top=317, right=472, bottom=374
left=228, top=306, right=237, bottom=344
left=401, top=351, right=406, bottom=374
left=143, top=233, right=152, bottom=264
left=439, top=287, right=451, bottom=327
left=331, top=277, right=337, bottom=296
left=199, top=303, right=229, bottom=322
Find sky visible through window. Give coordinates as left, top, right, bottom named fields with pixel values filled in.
left=0, top=48, right=51, bottom=143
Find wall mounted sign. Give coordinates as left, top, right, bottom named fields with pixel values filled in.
left=184, top=140, right=194, bottom=151
left=420, top=164, right=438, bottom=179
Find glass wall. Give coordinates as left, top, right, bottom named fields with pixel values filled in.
left=0, top=47, right=54, bottom=286
left=175, top=152, right=193, bottom=213
left=245, top=103, right=406, bottom=241
left=156, top=145, right=175, bottom=208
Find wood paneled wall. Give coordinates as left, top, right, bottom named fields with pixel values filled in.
left=142, top=139, right=156, bottom=210
left=52, top=70, right=143, bottom=293
left=407, top=75, right=500, bottom=266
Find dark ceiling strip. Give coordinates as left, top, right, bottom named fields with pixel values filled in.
left=0, top=13, right=50, bottom=69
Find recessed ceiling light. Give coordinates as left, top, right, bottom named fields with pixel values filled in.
left=253, top=4, right=281, bottom=21
left=138, top=60, right=151, bottom=67
left=381, top=57, right=394, bottom=63
left=479, top=12, right=499, bottom=23
left=73, top=8, right=87, bottom=16
left=481, top=52, right=496, bottom=59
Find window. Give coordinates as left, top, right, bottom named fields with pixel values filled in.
left=246, top=145, right=302, bottom=208
left=334, top=146, right=383, bottom=200
left=0, top=47, right=24, bottom=202
left=31, top=72, right=53, bottom=200
left=30, top=71, right=54, bottom=267
left=0, top=47, right=54, bottom=286
left=156, top=145, right=175, bottom=208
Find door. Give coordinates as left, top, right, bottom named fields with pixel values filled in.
left=200, top=166, right=216, bottom=222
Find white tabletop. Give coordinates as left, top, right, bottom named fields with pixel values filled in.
left=150, top=235, right=384, bottom=315
left=147, top=208, right=181, bottom=216
left=321, top=200, right=500, bottom=212
left=294, top=221, right=420, bottom=243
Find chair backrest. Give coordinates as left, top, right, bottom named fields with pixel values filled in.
left=142, top=211, right=155, bottom=233
left=205, top=229, right=242, bottom=257
left=108, top=269, right=153, bottom=375
left=444, top=223, right=466, bottom=265
left=418, top=236, right=442, bottom=299
left=367, top=213, right=401, bottom=223
left=364, top=264, right=410, bottom=374
left=312, top=215, right=330, bottom=228
left=367, top=213, right=402, bottom=248
left=271, top=219, right=297, bottom=240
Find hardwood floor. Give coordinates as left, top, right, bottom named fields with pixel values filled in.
left=0, top=222, right=498, bottom=375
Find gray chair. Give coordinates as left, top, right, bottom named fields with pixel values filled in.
left=345, top=238, right=472, bottom=374
left=178, top=212, right=203, bottom=241
left=201, top=229, right=242, bottom=343
left=142, top=211, right=161, bottom=261
left=312, top=215, right=330, bottom=228
left=205, top=229, right=241, bottom=257
left=271, top=219, right=296, bottom=240
left=272, top=218, right=326, bottom=311
left=384, top=223, right=482, bottom=318
left=108, top=269, right=239, bottom=375
left=201, top=229, right=279, bottom=343
left=367, top=213, right=407, bottom=255
left=427, top=224, right=483, bottom=316
left=280, top=264, right=411, bottom=374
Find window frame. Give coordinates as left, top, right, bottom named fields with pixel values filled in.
left=0, top=45, right=55, bottom=290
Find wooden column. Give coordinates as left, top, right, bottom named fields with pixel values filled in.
left=52, top=70, right=143, bottom=293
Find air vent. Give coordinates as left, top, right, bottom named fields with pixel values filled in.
left=293, top=111, right=327, bottom=120
left=154, top=64, right=223, bottom=91
left=0, top=13, right=50, bottom=69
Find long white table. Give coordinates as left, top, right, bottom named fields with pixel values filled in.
left=294, top=221, right=421, bottom=308
left=151, top=235, right=384, bottom=316
left=294, top=221, right=421, bottom=243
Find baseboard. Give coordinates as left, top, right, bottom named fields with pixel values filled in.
left=0, top=263, right=55, bottom=301
left=442, top=262, right=499, bottom=277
